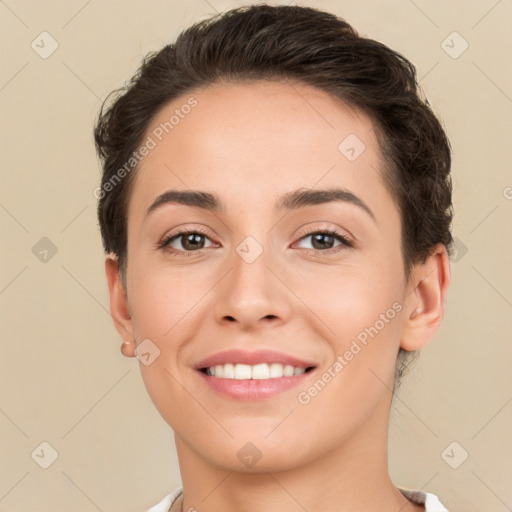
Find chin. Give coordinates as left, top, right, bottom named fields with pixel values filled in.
left=192, top=434, right=314, bottom=474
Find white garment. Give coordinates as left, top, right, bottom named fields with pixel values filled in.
left=145, top=485, right=449, bottom=511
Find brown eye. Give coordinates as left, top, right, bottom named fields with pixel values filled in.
left=294, top=229, right=353, bottom=255
left=159, top=229, right=216, bottom=256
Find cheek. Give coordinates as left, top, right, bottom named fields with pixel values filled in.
left=291, top=262, right=405, bottom=401
left=294, top=262, right=404, bottom=344
left=128, top=259, right=208, bottom=337
left=126, top=267, right=203, bottom=425
left=290, top=275, right=404, bottom=446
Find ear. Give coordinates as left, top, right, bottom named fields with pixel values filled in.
left=401, top=244, right=451, bottom=351
left=105, top=253, right=136, bottom=357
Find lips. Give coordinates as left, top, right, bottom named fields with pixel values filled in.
left=195, top=348, right=317, bottom=400
left=195, top=348, right=316, bottom=370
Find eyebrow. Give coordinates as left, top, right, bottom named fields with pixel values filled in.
left=145, top=187, right=375, bottom=221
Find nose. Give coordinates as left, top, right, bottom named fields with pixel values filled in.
left=213, top=238, right=292, bottom=331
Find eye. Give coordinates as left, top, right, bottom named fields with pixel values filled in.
left=158, top=228, right=217, bottom=256
left=293, top=228, right=353, bottom=255
left=158, top=227, right=353, bottom=257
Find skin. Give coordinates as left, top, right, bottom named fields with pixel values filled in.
left=105, top=80, right=450, bottom=512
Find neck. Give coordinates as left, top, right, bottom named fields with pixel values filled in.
left=173, top=393, right=420, bottom=512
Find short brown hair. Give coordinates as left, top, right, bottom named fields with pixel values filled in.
left=94, top=4, right=453, bottom=387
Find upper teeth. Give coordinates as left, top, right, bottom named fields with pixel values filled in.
left=205, top=363, right=307, bottom=379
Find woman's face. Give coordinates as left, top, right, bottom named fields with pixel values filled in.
left=116, top=80, right=420, bottom=471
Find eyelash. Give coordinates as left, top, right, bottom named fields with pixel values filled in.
left=158, top=227, right=353, bottom=257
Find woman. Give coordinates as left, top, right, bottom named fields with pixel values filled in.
left=94, top=4, right=452, bottom=511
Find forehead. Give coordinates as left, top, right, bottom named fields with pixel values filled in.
left=128, top=80, right=391, bottom=222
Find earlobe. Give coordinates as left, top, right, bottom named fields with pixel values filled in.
left=120, top=340, right=136, bottom=358
left=104, top=254, right=136, bottom=357
left=400, top=244, right=451, bottom=351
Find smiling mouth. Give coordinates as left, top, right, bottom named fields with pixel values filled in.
left=200, top=362, right=316, bottom=380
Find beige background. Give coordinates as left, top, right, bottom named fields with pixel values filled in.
left=1, top=0, right=511, bottom=511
